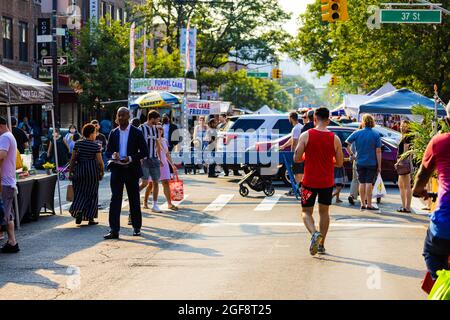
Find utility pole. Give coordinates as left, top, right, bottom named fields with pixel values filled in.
left=52, top=0, right=59, bottom=126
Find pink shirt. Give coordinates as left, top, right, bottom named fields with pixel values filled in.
left=0, top=131, right=17, bottom=187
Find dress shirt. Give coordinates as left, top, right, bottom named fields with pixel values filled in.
left=119, top=124, right=131, bottom=160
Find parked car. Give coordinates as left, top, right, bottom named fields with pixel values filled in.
left=251, top=126, right=398, bottom=186
left=342, top=122, right=401, bottom=145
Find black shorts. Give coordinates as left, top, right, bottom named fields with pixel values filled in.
left=292, top=162, right=304, bottom=175
left=301, top=185, right=333, bottom=208
left=357, top=165, right=377, bottom=184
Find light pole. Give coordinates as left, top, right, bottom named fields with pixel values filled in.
left=51, top=0, right=59, bottom=125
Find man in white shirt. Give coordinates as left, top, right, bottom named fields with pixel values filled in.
left=280, top=112, right=303, bottom=196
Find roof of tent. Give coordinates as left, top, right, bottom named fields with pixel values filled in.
left=0, top=64, right=53, bottom=105
left=369, top=82, right=396, bottom=97
left=359, top=88, right=446, bottom=116
left=255, top=105, right=277, bottom=114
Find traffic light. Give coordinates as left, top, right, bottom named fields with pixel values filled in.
left=321, top=0, right=349, bottom=23
left=294, top=87, right=302, bottom=95
left=271, top=68, right=282, bottom=79
left=330, top=75, right=340, bottom=86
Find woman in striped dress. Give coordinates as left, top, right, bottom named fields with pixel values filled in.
left=69, top=124, right=105, bottom=225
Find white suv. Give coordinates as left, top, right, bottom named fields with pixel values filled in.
left=216, top=114, right=293, bottom=154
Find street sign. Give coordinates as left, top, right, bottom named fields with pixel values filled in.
left=41, top=56, right=69, bottom=66
left=37, top=35, right=52, bottom=43
left=380, top=9, right=442, bottom=24
left=247, top=72, right=269, bottom=78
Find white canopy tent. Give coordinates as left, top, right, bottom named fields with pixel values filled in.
left=0, top=64, right=62, bottom=227
left=255, top=105, right=277, bottom=114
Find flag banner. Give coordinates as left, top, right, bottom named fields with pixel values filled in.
left=180, top=28, right=197, bottom=75
left=130, top=22, right=136, bottom=75
left=143, top=31, right=147, bottom=77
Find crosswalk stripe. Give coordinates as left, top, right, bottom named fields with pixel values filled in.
left=204, top=194, right=235, bottom=212
left=200, top=222, right=427, bottom=229
left=254, top=195, right=282, bottom=211
left=161, top=195, right=189, bottom=210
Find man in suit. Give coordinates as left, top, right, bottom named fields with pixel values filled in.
left=104, top=107, right=149, bottom=239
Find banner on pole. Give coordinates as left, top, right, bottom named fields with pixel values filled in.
left=90, top=0, right=98, bottom=33
left=180, top=27, right=197, bottom=75
left=130, top=22, right=136, bottom=75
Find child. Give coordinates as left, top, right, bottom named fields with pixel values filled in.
left=333, top=166, right=346, bottom=203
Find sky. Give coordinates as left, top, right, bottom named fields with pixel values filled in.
left=276, top=0, right=329, bottom=88
left=278, top=0, right=316, bottom=36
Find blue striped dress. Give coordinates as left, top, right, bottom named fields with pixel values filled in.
left=69, top=139, right=101, bottom=221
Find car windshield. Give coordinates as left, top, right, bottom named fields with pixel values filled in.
left=230, top=119, right=265, bottom=131
left=374, top=126, right=401, bottom=140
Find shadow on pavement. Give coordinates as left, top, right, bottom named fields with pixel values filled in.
left=315, top=254, right=424, bottom=279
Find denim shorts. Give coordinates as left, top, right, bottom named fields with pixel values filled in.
left=142, top=158, right=160, bottom=181
left=423, top=228, right=450, bottom=280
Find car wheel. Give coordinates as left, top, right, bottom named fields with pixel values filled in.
left=279, top=165, right=291, bottom=186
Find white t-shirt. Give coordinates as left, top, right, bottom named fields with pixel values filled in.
left=291, top=123, right=303, bottom=140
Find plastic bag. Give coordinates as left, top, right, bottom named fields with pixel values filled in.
left=169, top=173, right=184, bottom=202
left=373, top=173, right=387, bottom=198
left=428, top=270, right=450, bottom=300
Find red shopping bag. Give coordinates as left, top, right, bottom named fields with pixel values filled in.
left=169, top=173, right=184, bottom=202
left=421, top=256, right=450, bottom=294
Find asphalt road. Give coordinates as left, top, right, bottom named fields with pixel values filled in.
left=0, top=173, right=430, bottom=300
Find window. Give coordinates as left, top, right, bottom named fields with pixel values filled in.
left=272, top=119, right=293, bottom=135
left=117, top=8, right=123, bottom=22
left=231, top=119, right=265, bottom=131
left=2, top=17, right=13, bottom=59
left=332, top=129, right=353, bottom=146
left=19, top=22, right=28, bottom=62
left=110, top=5, right=115, bottom=20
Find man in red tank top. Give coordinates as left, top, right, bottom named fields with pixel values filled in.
left=294, top=108, right=344, bottom=256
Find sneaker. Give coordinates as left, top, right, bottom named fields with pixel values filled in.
left=1, top=242, right=20, bottom=254
left=152, top=205, right=163, bottom=213
left=309, top=232, right=323, bottom=256
left=318, top=245, right=326, bottom=255
left=348, top=196, right=355, bottom=206
left=285, top=189, right=295, bottom=196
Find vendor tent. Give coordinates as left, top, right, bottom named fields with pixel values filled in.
left=255, top=105, right=277, bottom=114
left=359, top=88, right=446, bottom=116
left=368, top=82, right=396, bottom=97
left=0, top=64, right=61, bottom=226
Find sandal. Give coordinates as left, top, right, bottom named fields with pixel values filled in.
left=397, top=207, right=405, bottom=213
left=169, top=205, right=179, bottom=211
left=365, top=206, right=379, bottom=211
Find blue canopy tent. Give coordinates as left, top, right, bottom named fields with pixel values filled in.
left=359, top=88, right=446, bottom=116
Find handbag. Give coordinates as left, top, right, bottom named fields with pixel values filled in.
left=169, top=173, right=184, bottom=202
left=66, top=184, right=74, bottom=202
left=395, top=158, right=411, bottom=175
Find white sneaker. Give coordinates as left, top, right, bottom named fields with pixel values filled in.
left=152, top=205, right=162, bottom=213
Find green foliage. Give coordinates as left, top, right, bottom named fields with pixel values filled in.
left=219, top=70, right=292, bottom=111
left=133, top=48, right=184, bottom=78
left=290, top=0, right=450, bottom=101
left=132, top=0, right=292, bottom=71
left=403, top=105, right=450, bottom=165
left=61, top=18, right=130, bottom=108
left=279, top=75, right=324, bottom=107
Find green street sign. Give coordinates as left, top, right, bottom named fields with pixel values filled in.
left=380, top=9, right=442, bottom=24
left=247, top=72, right=269, bottom=78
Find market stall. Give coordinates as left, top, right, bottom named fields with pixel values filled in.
left=0, top=64, right=62, bottom=227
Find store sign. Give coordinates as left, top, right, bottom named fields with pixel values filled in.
left=187, top=101, right=231, bottom=116
left=130, top=78, right=197, bottom=93
left=37, top=18, right=51, bottom=61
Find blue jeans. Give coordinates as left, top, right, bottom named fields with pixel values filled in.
left=423, top=228, right=450, bottom=280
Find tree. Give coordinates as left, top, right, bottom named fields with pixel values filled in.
left=131, top=0, right=292, bottom=72
left=62, top=18, right=130, bottom=109
left=289, top=0, right=450, bottom=101
left=279, top=75, right=324, bottom=108
left=219, top=70, right=292, bottom=111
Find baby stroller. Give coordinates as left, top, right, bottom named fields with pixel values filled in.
left=238, top=164, right=275, bottom=197
left=57, top=163, right=70, bottom=180
left=183, top=138, right=208, bottom=175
